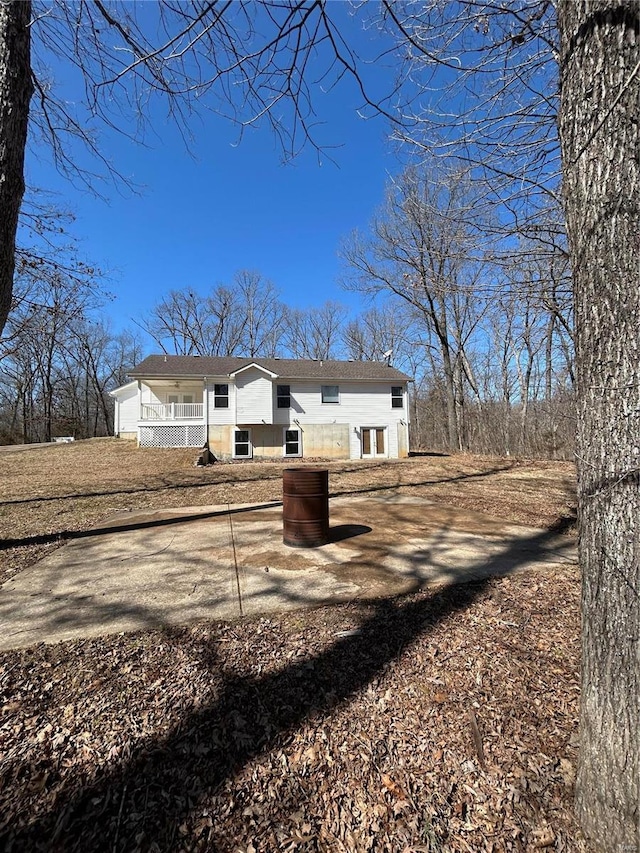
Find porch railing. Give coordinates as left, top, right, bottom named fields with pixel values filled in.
left=140, top=402, right=204, bottom=420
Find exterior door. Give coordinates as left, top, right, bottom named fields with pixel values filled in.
left=361, top=427, right=386, bottom=458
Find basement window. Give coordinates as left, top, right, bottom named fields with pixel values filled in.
left=283, top=428, right=301, bottom=457
left=233, top=429, right=252, bottom=459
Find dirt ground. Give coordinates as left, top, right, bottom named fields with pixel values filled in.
left=0, top=440, right=588, bottom=851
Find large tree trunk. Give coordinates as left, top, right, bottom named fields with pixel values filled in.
left=0, top=1, right=32, bottom=336
left=557, top=2, right=639, bottom=849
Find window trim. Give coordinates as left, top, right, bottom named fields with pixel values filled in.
left=283, top=426, right=302, bottom=458
left=277, top=384, right=291, bottom=409
left=321, top=384, right=340, bottom=404
left=214, top=383, right=229, bottom=409
left=391, top=386, right=404, bottom=409
left=233, top=428, right=252, bottom=459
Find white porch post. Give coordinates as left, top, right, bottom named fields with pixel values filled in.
left=204, top=376, right=209, bottom=441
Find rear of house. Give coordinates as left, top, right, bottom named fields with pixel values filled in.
left=110, top=355, right=410, bottom=461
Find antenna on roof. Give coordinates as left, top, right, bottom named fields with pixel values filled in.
left=382, top=349, right=393, bottom=364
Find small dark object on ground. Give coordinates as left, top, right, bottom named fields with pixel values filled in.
left=196, top=446, right=216, bottom=466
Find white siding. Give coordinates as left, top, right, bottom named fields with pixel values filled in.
left=139, top=384, right=162, bottom=407
left=235, top=369, right=274, bottom=424
left=275, top=381, right=403, bottom=417
left=205, top=380, right=236, bottom=426
left=116, top=384, right=139, bottom=435
left=274, top=379, right=407, bottom=459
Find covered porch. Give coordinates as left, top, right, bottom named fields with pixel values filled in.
left=138, top=380, right=205, bottom=421
left=138, top=380, right=207, bottom=447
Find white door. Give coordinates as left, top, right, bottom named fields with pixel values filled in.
left=361, top=427, right=386, bottom=458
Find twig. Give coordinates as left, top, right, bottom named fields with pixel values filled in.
left=468, top=709, right=486, bottom=770
left=0, top=662, right=20, bottom=685
left=112, top=783, right=127, bottom=853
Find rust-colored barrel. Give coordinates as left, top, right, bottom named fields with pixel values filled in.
left=283, top=468, right=329, bottom=547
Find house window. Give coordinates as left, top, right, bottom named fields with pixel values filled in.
left=234, top=429, right=251, bottom=458
left=391, top=386, right=404, bottom=408
left=277, top=384, right=291, bottom=409
left=168, top=394, right=179, bottom=405
left=321, top=385, right=339, bottom=404
left=283, top=428, right=301, bottom=457
left=182, top=394, right=194, bottom=405
left=214, top=384, right=229, bottom=409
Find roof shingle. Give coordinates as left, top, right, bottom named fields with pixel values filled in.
left=128, top=355, right=410, bottom=382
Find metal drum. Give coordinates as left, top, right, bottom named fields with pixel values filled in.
left=283, top=468, right=329, bottom=547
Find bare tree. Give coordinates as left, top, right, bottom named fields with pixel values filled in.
left=142, top=288, right=221, bottom=356
left=342, top=165, right=490, bottom=451
left=385, top=0, right=562, bottom=235
left=233, top=270, right=286, bottom=357
left=1, top=1, right=637, bottom=843
left=0, top=266, right=92, bottom=441
left=343, top=302, right=413, bottom=366
left=283, top=300, right=346, bottom=360
left=143, top=271, right=286, bottom=357
left=0, top=1, right=32, bottom=337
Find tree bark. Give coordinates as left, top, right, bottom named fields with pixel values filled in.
left=557, top=2, right=639, bottom=849
left=0, top=1, right=32, bottom=335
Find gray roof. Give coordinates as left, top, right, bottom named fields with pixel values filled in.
left=128, top=355, right=410, bottom=382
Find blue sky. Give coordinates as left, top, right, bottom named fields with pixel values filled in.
left=24, top=4, right=405, bottom=339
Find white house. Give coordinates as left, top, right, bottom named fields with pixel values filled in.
left=110, top=355, right=411, bottom=461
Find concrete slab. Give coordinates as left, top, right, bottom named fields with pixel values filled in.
left=0, top=496, right=577, bottom=650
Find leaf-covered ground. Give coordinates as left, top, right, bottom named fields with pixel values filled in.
left=0, top=441, right=587, bottom=851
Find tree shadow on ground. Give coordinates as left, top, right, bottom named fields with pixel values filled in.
left=0, top=501, right=282, bottom=550
left=1, top=517, right=576, bottom=852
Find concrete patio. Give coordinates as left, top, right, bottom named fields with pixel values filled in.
left=0, top=495, right=577, bottom=650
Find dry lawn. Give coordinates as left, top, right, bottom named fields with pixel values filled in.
left=0, top=439, right=588, bottom=851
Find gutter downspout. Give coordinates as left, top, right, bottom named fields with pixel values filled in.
left=113, top=393, right=119, bottom=437
left=203, top=376, right=209, bottom=446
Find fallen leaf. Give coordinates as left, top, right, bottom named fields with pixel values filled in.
left=381, top=773, right=406, bottom=800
